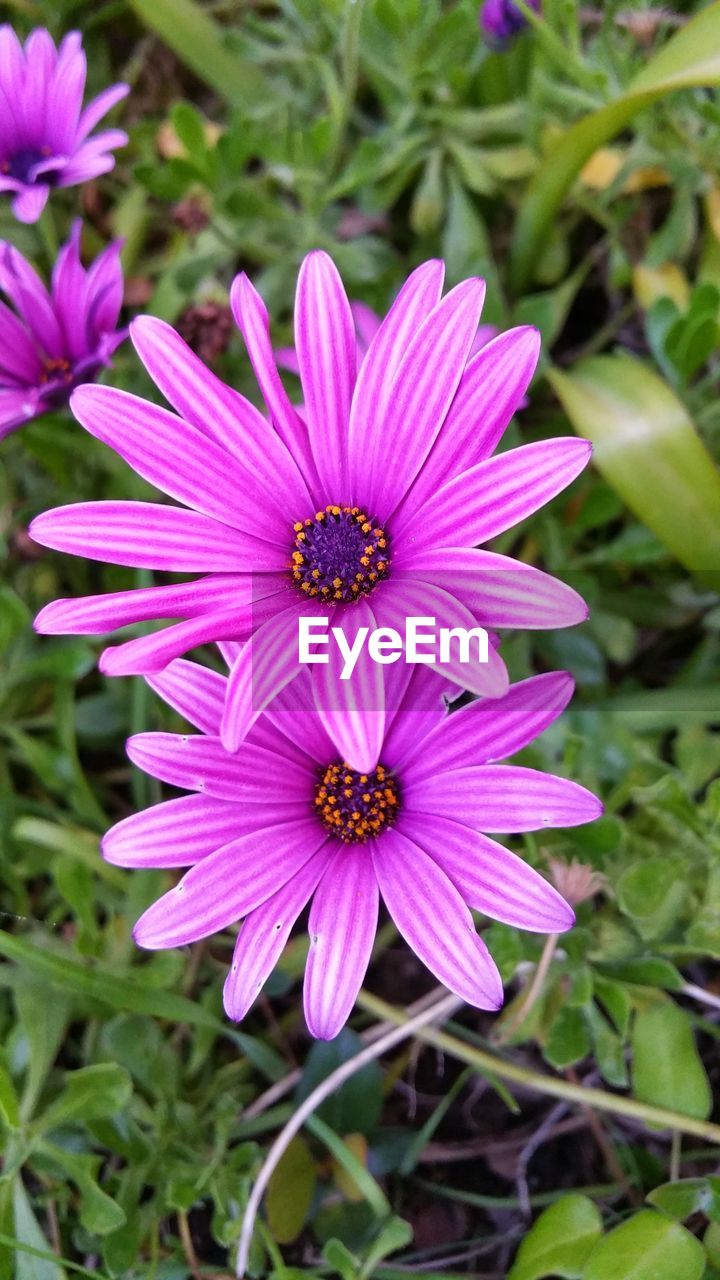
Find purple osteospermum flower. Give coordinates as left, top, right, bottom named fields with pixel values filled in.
left=31, top=252, right=591, bottom=771
left=104, top=657, right=601, bottom=1039
left=0, top=222, right=125, bottom=440
left=0, top=26, right=128, bottom=223
left=480, top=0, right=540, bottom=44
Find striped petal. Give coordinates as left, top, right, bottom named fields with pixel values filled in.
left=348, top=260, right=445, bottom=486
left=396, top=438, right=592, bottom=550
left=103, top=795, right=254, bottom=868
left=399, top=813, right=574, bottom=933
left=34, top=575, right=245, bottom=636
left=295, top=250, right=356, bottom=497
left=223, top=845, right=332, bottom=1020
left=29, top=502, right=286, bottom=572
left=230, top=271, right=316, bottom=475
left=133, top=818, right=327, bottom=948
left=311, top=599, right=385, bottom=773
left=304, top=844, right=379, bottom=1039
left=372, top=828, right=503, bottom=1009
left=404, top=765, right=603, bottom=832
left=394, top=547, right=588, bottom=629
left=146, top=658, right=227, bottom=734
left=397, top=326, right=541, bottom=524
left=361, top=279, right=486, bottom=519
left=221, top=603, right=308, bottom=752
left=126, top=732, right=313, bottom=801
left=70, top=384, right=290, bottom=544
left=129, top=316, right=312, bottom=513
left=399, top=671, right=574, bottom=777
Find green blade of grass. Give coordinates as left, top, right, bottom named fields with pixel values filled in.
left=128, top=0, right=266, bottom=105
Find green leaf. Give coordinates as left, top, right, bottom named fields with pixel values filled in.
left=510, top=1, right=720, bottom=289
left=544, top=1006, right=591, bottom=1070
left=549, top=355, right=720, bottom=577
left=0, top=1064, right=19, bottom=1129
left=647, top=1178, right=719, bottom=1223
left=127, top=0, right=267, bottom=106
left=0, top=931, right=222, bottom=1031
left=13, top=1181, right=63, bottom=1280
left=34, top=1064, right=132, bottom=1134
left=582, top=1211, right=705, bottom=1280
left=266, top=1136, right=316, bottom=1245
left=631, top=1002, right=712, bottom=1121
left=508, top=1194, right=602, bottom=1280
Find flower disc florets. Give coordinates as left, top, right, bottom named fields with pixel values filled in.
left=315, top=761, right=400, bottom=843
left=291, top=505, right=390, bottom=602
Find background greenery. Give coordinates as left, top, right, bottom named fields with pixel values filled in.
left=2, top=1, right=720, bottom=1277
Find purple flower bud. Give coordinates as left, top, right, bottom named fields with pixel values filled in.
left=480, top=0, right=541, bottom=45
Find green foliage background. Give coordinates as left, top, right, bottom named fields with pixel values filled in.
left=2, top=1, right=720, bottom=1277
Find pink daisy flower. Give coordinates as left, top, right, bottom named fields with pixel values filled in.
left=0, top=221, right=125, bottom=441
left=104, top=657, right=601, bottom=1039
left=0, top=26, right=128, bottom=223
left=31, top=253, right=590, bottom=770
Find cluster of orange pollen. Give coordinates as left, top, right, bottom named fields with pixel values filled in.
left=315, top=761, right=400, bottom=843
left=290, top=504, right=390, bottom=603
left=40, top=357, right=73, bottom=385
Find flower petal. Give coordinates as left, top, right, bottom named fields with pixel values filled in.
left=304, top=844, right=379, bottom=1039
left=399, top=812, right=574, bottom=933
left=146, top=658, right=227, bottom=734
left=395, top=438, right=592, bottom=549
left=230, top=272, right=316, bottom=476
left=76, top=81, right=129, bottom=140
left=397, top=326, right=541, bottom=524
left=126, top=732, right=312, bottom=801
left=362, top=279, right=486, bottom=519
left=394, top=547, right=588, bottom=629
left=103, top=794, right=258, bottom=868
left=372, top=827, right=503, bottom=1009
left=29, top=501, right=287, bottom=572
left=12, top=184, right=50, bottom=224
left=70, top=384, right=289, bottom=544
left=311, top=599, right=385, bottom=772
left=374, top=577, right=508, bottom=698
left=129, top=316, right=312, bottom=513
left=221, top=603, right=308, bottom=752
left=99, top=609, right=253, bottom=677
left=34, top=575, right=246, bottom=636
left=295, top=250, right=356, bottom=496
left=348, top=260, right=445, bottom=484
left=404, top=765, right=603, bottom=832
left=133, top=817, right=327, bottom=948
left=223, top=844, right=332, bottom=1021
left=399, top=671, right=575, bottom=777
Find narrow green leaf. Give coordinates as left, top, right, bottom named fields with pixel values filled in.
left=510, top=2, right=720, bottom=289
left=549, top=355, right=720, bottom=576
left=0, top=931, right=221, bottom=1031
left=127, top=0, right=266, bottom=105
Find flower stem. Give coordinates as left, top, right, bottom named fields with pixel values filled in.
left=356, top=990, right=720, bottom=1146
left=234, top=990, right=463, bottom=1278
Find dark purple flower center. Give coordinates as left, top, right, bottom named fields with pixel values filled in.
left=315, top=760, right=400, bottom=843
left=291, top=505, right=390, bottom=603
left=1, top=146, right=59, bottom=186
